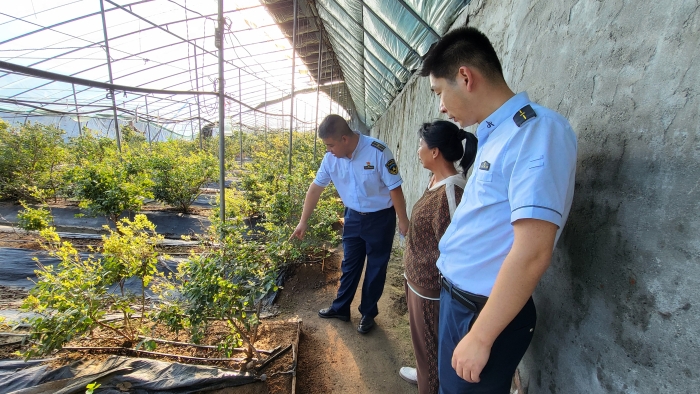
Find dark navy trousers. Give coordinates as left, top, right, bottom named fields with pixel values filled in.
left=438, top=289, right=536, bottom=393
left=331, top=206, right=396, bottom=318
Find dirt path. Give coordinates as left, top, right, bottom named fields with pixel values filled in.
left=276, top=246, right=419, bottom=394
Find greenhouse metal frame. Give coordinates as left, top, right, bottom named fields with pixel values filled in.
left=0, top=0, right=471, bottom=217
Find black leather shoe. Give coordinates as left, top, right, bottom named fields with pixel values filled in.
left=357, top=315, right=375, bottom=334
left=318, top=307, right=350, bottom=322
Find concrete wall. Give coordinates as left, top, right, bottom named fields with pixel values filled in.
left=372, top=0, right=700, bottom=392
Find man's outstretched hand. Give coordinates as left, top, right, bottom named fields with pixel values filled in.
left=289, top=222, right=308, bottom=240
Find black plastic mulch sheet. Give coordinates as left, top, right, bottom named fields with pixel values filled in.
left=0, top=247, right=180, bottom=293
left=0, top=204, right=210, bottom=238
left=0, top=248, right=43, bottom=288
left=0, top=246, right=285, bottom=309
left=0, top=356, right=259, bottom=394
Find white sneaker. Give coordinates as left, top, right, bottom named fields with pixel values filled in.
left=399, top=366, right=418, bottom=385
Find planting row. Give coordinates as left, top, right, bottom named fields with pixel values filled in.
left=8, top=119, right=344, bottom=369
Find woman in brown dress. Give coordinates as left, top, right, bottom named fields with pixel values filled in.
left=399, top=120, right=477, bottom=394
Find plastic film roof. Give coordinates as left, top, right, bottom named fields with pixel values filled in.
left=311, top=0, right=470, bottom=127
left=0, top=0, right=347, bottom=138
left=0, top=0, right=469, bottom=137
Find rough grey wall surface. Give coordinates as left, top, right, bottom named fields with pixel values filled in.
left=373, top=75, right=444, bottom=211
left=372, top=0, right=700, bottom=392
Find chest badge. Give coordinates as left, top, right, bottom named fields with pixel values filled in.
left=364, top=162, right=375, bottom=170
left=385, top=159, right=399, bottom=175
left=479, top=161, right=491, bottom=171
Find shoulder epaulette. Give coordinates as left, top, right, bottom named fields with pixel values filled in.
left=513, top=105, right=537, bottom=127
left=371, top=141, right=386, bottom=151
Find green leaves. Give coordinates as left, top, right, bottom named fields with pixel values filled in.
left=17, top=201, right=53, bottom=231
left=158, top=223, right=278, bottom=358
left=148, top=140, right=217, bottom=213
left=102, top=214, right=161, bottom=290
left=0, top=121, right=67, bottom=201
left=68, top=150, right=153, bottom=225
left=21, top=216, right=164, bottom=357
left=85, top=382, right=101, bottom=394
left=218, top=131, right=343, bottom=264
left=22, top=234, right=108, bottom=356
left=4, top=119, right=343, bottom=362
left=157, top=131, right=342, bottom=360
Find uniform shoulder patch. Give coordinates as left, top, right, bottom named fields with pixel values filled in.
left=513, top=105, right=537, bottom=127
left=385, top=159, right=398, bottom=175
left=371, top=141, right=386, bottom=151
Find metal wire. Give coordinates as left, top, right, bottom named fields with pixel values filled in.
left=0, top=0, right=353, bottom=136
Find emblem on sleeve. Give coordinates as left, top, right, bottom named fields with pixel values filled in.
left=513, top=105, right=537, bottom=127
left=385, top=159, right=399, bottom=175
left=371, top=141, right=386, bottom=151
left=364, top=162, right=375, bottom=170
left=479, top=161, right=491, bottom=171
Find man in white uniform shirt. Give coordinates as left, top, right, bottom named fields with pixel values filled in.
left=421, top=27, right=578, bottom=393
left=291, top=114, right=409, bottom=334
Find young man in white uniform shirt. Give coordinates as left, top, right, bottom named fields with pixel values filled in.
left=421, top=27, right=578, bottom=393
left=291, top=114, right=409, bottom=334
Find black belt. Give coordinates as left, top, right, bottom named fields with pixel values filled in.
left=348, top=207, right=393, bottom=216
left=441, top=276, right=488, bottom=313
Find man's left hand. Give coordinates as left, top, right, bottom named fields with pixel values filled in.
left=451, top=331, right=492, bottom=383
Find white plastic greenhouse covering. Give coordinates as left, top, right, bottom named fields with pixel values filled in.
left=0, top=0, right=469, bottom=137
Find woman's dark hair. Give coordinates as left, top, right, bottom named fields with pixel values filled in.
left=419, top=120, right=478, bottom=176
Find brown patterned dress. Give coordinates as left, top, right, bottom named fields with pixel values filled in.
left=404, top=174, right=464, bottom=394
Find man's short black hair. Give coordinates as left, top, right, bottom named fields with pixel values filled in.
left=420, top=26, right=504, bottom=82
left=318, top=114, right=353, bottom=139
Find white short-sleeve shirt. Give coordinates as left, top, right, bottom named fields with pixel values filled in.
left=437, top=92, right=578, bottom=296
left=314, top=133, right=403, bottom=213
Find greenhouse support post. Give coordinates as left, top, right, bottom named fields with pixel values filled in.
left=71, top=83, right=81, bottom=135
left=288, top=0, right=297, bottom=177
left=194, top=42, right=203, bottom=150
left=239, top=68, right=242, bottom=168
left=189, top=106, right=194, bottom=140
left=217, top=0, right=226, bottom=222
left=145, top=95, right=152, bottom=146
left=99, top=0, right=122, bottom=153
left=314, top=30, right=321, bottom=161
